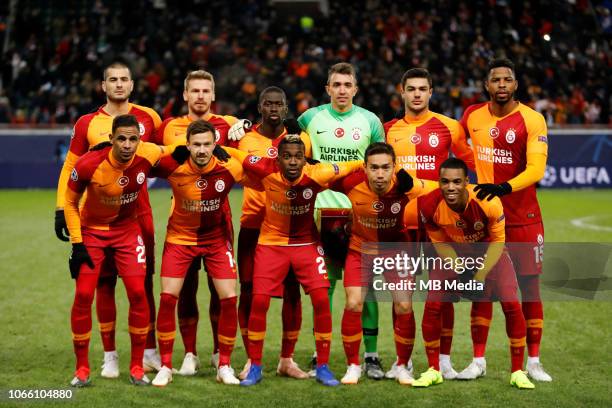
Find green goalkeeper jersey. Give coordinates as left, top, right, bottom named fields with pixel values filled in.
left=298, top=103, right=384, bottom=209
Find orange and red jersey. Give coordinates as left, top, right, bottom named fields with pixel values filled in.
left=228, top=148, right=361, bottom=246
left=329, top=170, right=428, bottom=252
left=154, top=113, right=238, bottom=146
left=385, top=111, right=474, bottom=180
left=418, top=185, right=505, bottom=244
left=64, top=142, right=166, bottom=243
left=461, top=102, right=548, bottom=226
left=238, top=124, right=312, bottom=228
left=56, top=103, right=161, bottom=211
left=151, top=155, right=245, bottom=246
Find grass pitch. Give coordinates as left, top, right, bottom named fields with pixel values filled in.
left=0, top=188, right=610, bottom=407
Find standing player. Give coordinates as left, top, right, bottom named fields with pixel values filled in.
left=328, top=142, right=432, bottom=385
left=151, top=120, right=245, bottom=386
left=458, top=58, right=551, bottom=382
left=386, top=68, right=474, bottom=380
left=222, top=137, right=363, bottom=387
left=54, top=62, right=162, bottom=377
left=64, top=114, right=177, bottom=386
left=154, top=70, right=241, bottom=374
left=412, top=158, right=534, bottom=390
left=236, top=87, right=310, bottom=380
left=298, top=62, right=386, bottom=378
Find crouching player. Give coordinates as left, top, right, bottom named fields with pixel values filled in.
left=413, top=158, right=534, bottom=389
left=150, top=120, right=249, bottom=386
left=64, top=114, right=179, bottom=387
left=328, top=142, right=433, bottom=385
left=223, top=136, right=362, bottom=387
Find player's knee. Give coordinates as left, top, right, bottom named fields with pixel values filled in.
left=518, top=275, right=541, bottom=301
left=74, top=289, right=95, bottom=307
left=345, top=297, right=363, bottom=312
left=394, top=301, right=412, bottom=315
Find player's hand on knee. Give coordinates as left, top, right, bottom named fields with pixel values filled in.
left=69, top=243, right=94, bottom=279
left=396, top=169, right=414, bottom=193
left=474, top=182, right=512, bottom=201
left=54, top=209, right=70, bottom=242
left=228, top=119, right=252, bottom=141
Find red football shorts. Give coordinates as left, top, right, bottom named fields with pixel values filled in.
left=343, top=249, right=416, bottom=288
left=138, top=210, right=155, bottom=276
left=253, top=243, right=330, bottom=297
left=81, top=223, right=147, bottom=277
left=506, top=222, right=544, bottom=276
left=161, top=239, right=237, bottom=279
left=238, top=227, right=259, bottom=283
left=427, top=252, right=519, bottom=302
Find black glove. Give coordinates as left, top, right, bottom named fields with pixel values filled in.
left=171, top=145, right=190, bottom=164
left=396, top=169, right=414, bottom=193
left=54, top=210, right=70, bottom=242
left=283, top=118, right=302, bottom=135
left=89, top=141, right=112, bottom=151
left=474, top=182, right=512, bottom=201
left=213, top=145, right=231, bottom=162
left=320, top=220, right=350, bottom=266
left=457, top=268, right=485, bottom=301
left=306, top=158, right=320, bottom=165
left=69, top=243, right=94, bottom=279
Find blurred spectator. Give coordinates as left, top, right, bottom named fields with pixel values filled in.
left=0, top=0, right=609, bottom=125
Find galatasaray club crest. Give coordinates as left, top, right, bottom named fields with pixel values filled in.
left=137, top=235, right=144, bottom=245
left=286, top=189, right=297, bottom=199
left=334, top=127, right=345, bottom=138
left=215, top=179, right=226, bottom=192
left=428, top=133, right=439, bottom=148
left=117, top=176, right=129, bottom=187
left=352, top=127, right=362, bottom=141
left=372, top=200, right=384, bottom=212
left=196, top=178, right=208, bottom=190
left=267, top=146, right=278, bottom=158
left=391, top=202, right=401, bottom=214
left=489, top=127, right=500, bottom=139
left=317, top=245, right=325, bottom=256
left=215, top=129, right=221, bottom=142
left=410, top=133, right=422, bottom=144
left=136, top=172, right=145, bottom=184
left=138, top=122, right=145, bottom=136
left=537, top=234, right=544, bottom=245
left=473, top=220, right=484, bottom=231
left=505, top=129, right=516, bottom=144
left=303, top=188, right=313, bottom=199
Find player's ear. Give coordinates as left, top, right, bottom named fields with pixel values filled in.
left=325, top=84, right=331, bottom=97
left=101, top=80, right=107, bottom=93
left=211, top=91, right=216, bottom=102
left=183, top=89, right=188, bottom=103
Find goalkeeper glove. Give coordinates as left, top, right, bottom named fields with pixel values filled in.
left=213, top=145, right=231, bottom=162
left=283, top=118, right=302, bottom=135
left=171, top=145, right=190, bottom=164
left=396, top=169, right=414, bottom=193
left=305, top=158, right=320, bottom=165
left=474, top=182, right=512, bottom=201
left=228, top=119, right=252, bottom=141
left=54, top=209, right=70, bottom=242
left=69, top=243, right=94, bottom=279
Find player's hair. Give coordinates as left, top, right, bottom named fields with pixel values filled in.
left=327, top=62, right=357, bottom=84
left=184, top=70, right=215, bottom=91
left=185, top=119, right=217, bottom=142
left=259, top=86, right=287, bottom=104
left=401, top=68, right=432, bottom=88
left=364, top=142, right=396, bottom=164
left=278, top=134, right=305, bottom=152
left=112, top=114, right=139, bottom=134
left=103, top=61, right=132, bottom=80
left=440, top=157, right=468, bottom=177
left=487, top=58, right=515, bottom=76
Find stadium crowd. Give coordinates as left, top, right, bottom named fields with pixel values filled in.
left=1, top=0, right=610, bottom=125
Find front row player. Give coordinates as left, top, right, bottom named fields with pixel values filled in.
left=64, top=114, right=179, bottom=387
left=150, top=120, right=248, bottom=386
left=412, top=158, right=534, bottom=389
left=223, top=137, right=363, bottom=387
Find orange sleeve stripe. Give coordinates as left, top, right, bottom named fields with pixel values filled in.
left=507, top=152, right=547, bottom=192
left=56, top=151, right=81, bottom=208
left=65, top=188, right=84, bottom=243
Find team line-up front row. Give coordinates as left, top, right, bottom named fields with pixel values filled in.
left=55, top=58, right=551, bottom=390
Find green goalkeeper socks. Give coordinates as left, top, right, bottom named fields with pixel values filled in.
left=362, top=300, right=379, bottom=353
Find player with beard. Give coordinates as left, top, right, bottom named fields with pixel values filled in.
left=55, top=62, right=162, bottom=378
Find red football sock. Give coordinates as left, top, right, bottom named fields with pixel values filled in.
left=123, top=276, right=149, bottom=370
left=440, top=302, right=454, bottom=355
left=218, top=296, right=238, bottom=367
left=519, top=275, right=543, bottom=357
left=470, top=301, right=493, bottom=358
left=208, top=275, right=221, bottom=354
left=394, top=311, right=415, bottom=366
left=178, top=263, right=199, bottom=355
left=95, top=275, right=117, bottom=352
left=72, top=274, right=97, bottom=371
left=341, top=309, right=362, bottom=366
left=421, top=301, right=442, bottom=370
left=310, top=288, right=332, bottom=366
left=247, top=294, right=271, bottom=365
left=144, top=273, right=157, bottom=349
left=281, top=279, right=302, bottom=358
left=238, top=283, right=252, bottom=351
left=156, top=292, right=178, bottom=368
left=501, top=301, right=527, bottom=372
